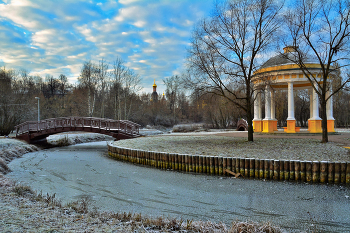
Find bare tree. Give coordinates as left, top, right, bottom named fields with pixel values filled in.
left=78, top=61, right=98, bottom=117
left=96, top=59, right=110, bottom=118
left=123, top=69, right=141, bottom=120
left=112, top=58, right=127, bottom=120
left=186, top=0, right=282, bottom=141
left=283, top=0, right=350, bottom=142
left=164, top=75, right=180, bottom=124
left=0, top=67, right=32, bottom=135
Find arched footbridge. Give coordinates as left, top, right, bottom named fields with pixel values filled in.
left=15, top=117, right=140, bottom=143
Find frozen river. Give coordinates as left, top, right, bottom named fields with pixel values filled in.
left=6, top=141, right=350, bottom=232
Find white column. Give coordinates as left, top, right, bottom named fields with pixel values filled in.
left=264, top=85, right=271, bottom=120
left=270, top=89, right=275, bottom=120
left=311, top=86, right=321, bottom=120
left=309, top=88, right=313, bottom=119
left=287, top=81, right=295, bottom=120
left=258, top=91, right=262, bottom=119
left=253, top=90, right=260, bottom=120
left=326, top=87, right=335, bottom=120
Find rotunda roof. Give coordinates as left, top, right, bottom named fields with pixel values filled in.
left=260, top=51, right=317, bottom=69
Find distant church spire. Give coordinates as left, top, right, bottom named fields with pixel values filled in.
left=151, top=79, right=158, bottom=102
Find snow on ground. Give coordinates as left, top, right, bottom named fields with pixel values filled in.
left=47, top=132, right=114, bottom=146
left=0, top=138, right=39, bottom=175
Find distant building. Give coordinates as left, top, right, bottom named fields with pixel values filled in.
left=151, top=79, right=158, bottom=102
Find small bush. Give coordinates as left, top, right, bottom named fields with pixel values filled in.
left=12, top=184, right=35, bottom=197
left=66, top=196, right=90, bottom=214
left=172, top=123, right=206, bottom=132
left=36, top=191, right=62, bottom=207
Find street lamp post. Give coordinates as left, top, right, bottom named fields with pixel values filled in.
left=35, top=97, right=40, bottom=122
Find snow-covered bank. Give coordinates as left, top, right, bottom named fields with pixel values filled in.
left=0, top=138, right=39, bottom=175
left=0, top=133, right=114, bottom=175
left=47, top=132, right=114, bottom=146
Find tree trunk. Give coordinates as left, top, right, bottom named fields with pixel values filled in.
left=321, top=97, right=328, bottom=143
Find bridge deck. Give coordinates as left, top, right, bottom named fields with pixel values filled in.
left=15, top=117, right=140, bottom=143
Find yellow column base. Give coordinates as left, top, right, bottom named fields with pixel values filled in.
left=262, top=120, right=274, bottom=133
left=308, top=119, right=322, bottom=133
left=327, top=119, right=335, bottom=132
left=273, top=120, right=278, bottom=131
left=253, top=120, right=263, bottom=132
left=284, top=120, right=296, bottom=133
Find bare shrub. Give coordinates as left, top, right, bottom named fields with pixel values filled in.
left=66, top=196, right=90, bottom=214
left=172, top=123, right=206, bottom=132
left=36, top=191, right=62, bottom=207
left=12, top=184, right=35, bottom=197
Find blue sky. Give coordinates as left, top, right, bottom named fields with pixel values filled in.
left=0, top=0, right=213, bottom=93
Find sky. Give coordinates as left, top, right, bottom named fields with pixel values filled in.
left=0, top=0, right=214, bottom=94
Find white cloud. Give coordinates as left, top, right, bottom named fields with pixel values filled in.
left=0, top=0, right=212, bottom=91
left=133, top=20, right=146, bottom=27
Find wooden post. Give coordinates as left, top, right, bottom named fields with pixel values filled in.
left=177, top=154, right=181, bottom=171
left=218, top=157, right=223, bottom=175
left=210, top=156, right=215, bottom=175
left=240, top=158, right=245, bottom=175
left=264, top=159, right=270, bottom=179
left=231, top=157, right=236, bottom=173
left=346, top=163, right=350, bottom=184
left=165, top=153, right=169, bottom=169
left=284, top=160, right=290, bottom=180
left=189, top=155, right=193, bottom=172
left=157, top=152, right=161, bottom=168
left=306, top=161, right=312, bottom=183
left=279, top=160, right=285, bottom=181
left=206, top=156, right=210, bottom=175
left=320, top=161, right=328, bottom=183
left=227, top=157, right=232, bottom=173
left=199, top=156, right=203, bottom=173
left=269, top=159, right=274, bottom=179
left=300, top=161, right=306, bottom=182
left=136, top=150, right=140, bottom=164
left=249, top=158, right=254, bottom=178
left=259, top=159, right=264, bottom=179
left=214, top=157, right=219, bottom=175
left=182, top=155, right=186, bottom=172
left=202, top=156, right=207, bottom=174
left=273, top=160, right=279, bottom=180
left=174, top=154, right=179, bottom=170
left=223, top=157, right=227, bottom=175
left=235, top=158, right=240, bottom=174
left=255, top=159, right=259, bottom=178
left=340, top=162, right=346, bottom=183
left=185, top=155, right=189, bottom=172
left=334, top=162, right=340, bottom=184
left=289, top=160, right=295, bottom=181
left=195, top=155, right=199, bottom=173
left=312, top=161, right=320, bottom=183
left=294, top=160, right=300, bottom=181
left=244, top=158, right=249, bottom=177
left=328, top=162, right=335, bottom=183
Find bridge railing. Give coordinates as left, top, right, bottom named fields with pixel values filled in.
left=15, top=117, right=140, bottom=137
